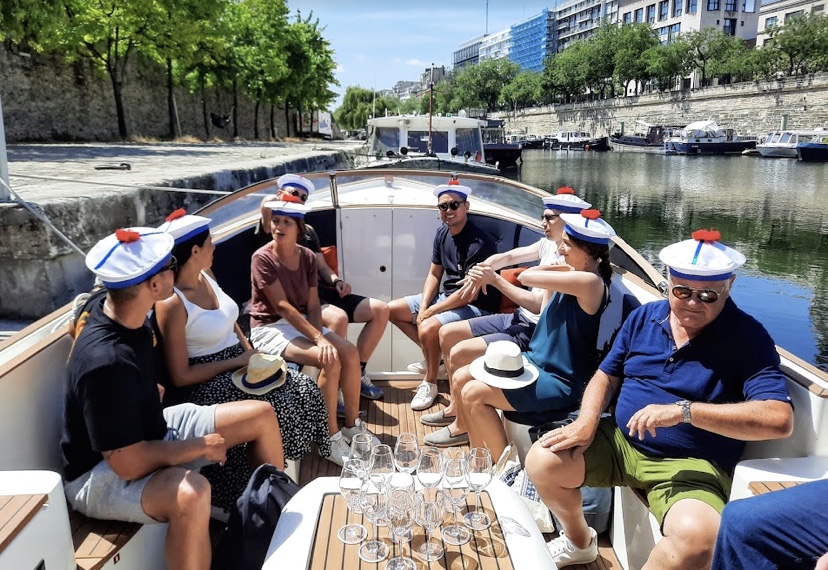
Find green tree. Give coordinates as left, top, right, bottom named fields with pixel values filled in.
left=500, top=71, right=542, bottom=110
left=546, top=43, right=589, bottom=102
left=587, top=22, right=621, bottom=98
left=683, top=28, right=735, bottom=86
left=643, top=39, right=692, bottom=92
left=454, top=59, right=519, bottom=112
left=764, top=13, right=828, bottom=76
left=0, top=0, right=63, bottom=47
left=614, top=23, right=659, bottom=95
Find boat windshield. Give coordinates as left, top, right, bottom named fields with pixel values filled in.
left=779, top=132, right=792, bottom=144
left=371, top=127, right=401, bottom=155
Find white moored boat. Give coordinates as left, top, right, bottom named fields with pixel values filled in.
left=756, top=129, right=827, bottom=158
left=2, top=169, right=828, bottom=569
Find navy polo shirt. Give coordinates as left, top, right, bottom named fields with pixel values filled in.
left=600, top=298, right=790, bottom=472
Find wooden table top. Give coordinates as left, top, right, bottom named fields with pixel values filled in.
left=0, top=493, right=47, bottom=555
left=748, top=481, right=803, bottom=496
left=308, top=491, right=516, bottom=570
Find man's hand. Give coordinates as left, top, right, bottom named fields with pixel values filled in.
left=157, top=383, right=165, bottom=403
left=814, top=552, right=828, bottom=570
left=202, top=433, right=227, bottom=465
left=335, top=280, right=352, bottom=298
left=626, top=404, right=683, bottom=441
left=315, top=336, right=339, bottom=364
left=537, top=417, right=598, bottom=454
left=457, top=277, right=482, bottom=301
left=416, top=308, right=433, bottom=325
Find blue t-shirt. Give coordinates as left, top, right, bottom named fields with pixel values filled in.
left=599, top=298, right=790, bottom=472
left=431, top=218, right=501, bottom=313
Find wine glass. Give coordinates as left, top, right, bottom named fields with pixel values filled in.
left=385, top=489, right=416, bottom=570
left=414, top=488, right=445, bottom=561
left=337, top=459, right=368, bottom=544
left=441, top=456, right=471, bottom=546
left=393, top=432, right=420, bottom=474
left=370, top=444, right=395, bottom=487
left=358, top=474, right=389, bottom=563
left=388, top=471, right=415, bottom=497
left=464, top=447, right=493, bottom=531
left=350, top=433, right=374, bottom=468
left=417, top=446, right=443, bottom=489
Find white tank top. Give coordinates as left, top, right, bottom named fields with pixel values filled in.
left=175, top=272, right=240, bottom=357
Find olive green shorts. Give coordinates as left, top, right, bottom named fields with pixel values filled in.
left=582, top=417, right=732, bottom=527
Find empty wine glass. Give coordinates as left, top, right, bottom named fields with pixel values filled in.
left=388, top=471, right=415, bottom=497
left=385, top=489, right=416, bottom=570
left=338, top=459, right=368, bottom=544
left=414, top=488, right=445, bottom=561
left=464, top=447, right=493, bottom=531
left=441, top=456, right=471, bottom=546
left=417, top=446, right=443, bottom=489
left=370, top=444, right=395, bottom=487
left=393, top=432, right=420, bottom=474
left=350, top=433, right=374, bottom=469
left=358, top=475, right=389, bottom=563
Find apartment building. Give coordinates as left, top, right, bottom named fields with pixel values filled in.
left=756, top=0, right=826, bottom=46
left=554, top=0, right=619, bottom=52
left=510, top=10, right=550, bottom=71
left=479, top=28, right=512, bottom=62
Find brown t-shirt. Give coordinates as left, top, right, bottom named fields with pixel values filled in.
left=250, top=243, right=318, bottom=328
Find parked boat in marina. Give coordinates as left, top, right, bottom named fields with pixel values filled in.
left=664, top=120, right=758, bottom=155
left=2, top=167, right=827, bottom=570
left=796, top=134, right=828, bottom=162
left=482, top=119, right=522, bottom=169
left=757, top=129, right=827, bottom=158
left=544, top=131, right=611, bottom=151
left=357, top=114, right=501, bottom=174
left=610, top=121, right=681, bottom=152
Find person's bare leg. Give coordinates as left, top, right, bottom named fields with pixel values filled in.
left=525, top=441, right=591, bottom=548
left=214, top=400, right=284, bottom=470
left=443, top=336, right=488, bottom=418
left=324, top=333, right=362, bottom=426
left=388, top=298, right=420, bottom=344
left=644, top=499, right=720, bottom=570
left=460, top=380, right=514, bottom=461
left=418, top=316, right=442, bottom=384
left=322, top=304, right=348, bottom=337
left=142, top=467, right=212, bottom=570
left=438, top=321, right=474, bottom=378
left=284, top=339, right=341, bottom=436
left=352, top=298, right=390, bottom=363
left=447, top=364, right=475, bottom=436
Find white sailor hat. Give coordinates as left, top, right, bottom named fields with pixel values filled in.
left=543, top=186, right=592, bottom=214
left=659, top=229, right=746, bottom=281
left=263, top=196, right=311, bottom=219
left=560, top=209, right=616, bottom=245
left=277, top=173, right=314, bottom=196
left=433, top=182, right=472, bottom=200
left=157, top=209, right=211, bottom=244
left=86, top=227, right=174, bottom=289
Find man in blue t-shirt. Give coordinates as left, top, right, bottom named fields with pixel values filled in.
left=388, top=182, right=501, bottom=411
left=525, top=231, right=794, bottom=570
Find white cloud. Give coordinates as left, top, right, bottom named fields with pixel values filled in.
left=405, top=59, right=429, bottom=67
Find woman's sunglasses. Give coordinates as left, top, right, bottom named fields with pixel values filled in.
left=438, top=201, right=464, bottom=212
left=541, top=213, right=560, bottom=222
left=285, top=189, right=308, bottom=203
left=670, top=284, right=727, bottom=304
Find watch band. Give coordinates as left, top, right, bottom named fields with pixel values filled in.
left=676, top=400, right=692, bottom=423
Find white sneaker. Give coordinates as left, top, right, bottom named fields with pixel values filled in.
left=410, top=381, right=438, bottom=411
left=325, top=433, right=350, bottom=467
left=546, top=528, right=598, bottom=567
left=340, top=419, right=380, bottom=447
left=406, top=359, right=447, bottom=377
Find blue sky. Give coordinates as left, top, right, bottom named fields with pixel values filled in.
left=287, top=1, right=554, bottom=109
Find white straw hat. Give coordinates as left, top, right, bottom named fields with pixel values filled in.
left=85, top=228, right=174, bottom=289
left=659, top=229, right=745, bottom=281
left=231, top=354, right=288, bottom=395
left=469, top=341, right=539, bottom=390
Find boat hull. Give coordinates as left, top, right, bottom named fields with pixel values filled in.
left=548, top=137, right=611, bottom=151
left=756, top=146, right=798, bottom=158
left=797, top=143, right=828, bottom=162
left=665, top=140, right=757, bottom=155
left=358, top=156, right=500, bottom=174
left=610, top=137, right=665, bottom=153
left=484, top=143, right=522, bottom=169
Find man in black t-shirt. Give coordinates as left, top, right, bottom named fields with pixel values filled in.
left=62, top=227, right=284, bottom=570
left=387, top=183, right=502, bottom=411
left=258, top=173, right=389, bottom=401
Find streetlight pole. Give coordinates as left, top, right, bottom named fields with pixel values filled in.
left=0, top=92, right=10, bottom=201
left=427, top=63, right=434, bottom=156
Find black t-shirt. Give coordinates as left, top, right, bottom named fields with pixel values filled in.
left=432, top=219, right=502, bottom=314
left=61, top=296, right=168, bottom=482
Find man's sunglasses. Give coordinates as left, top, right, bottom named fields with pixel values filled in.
left=284, top=188, right=308, bottom=203
left=438, top=200, right=464, bottom=212
left=158, top=255, right=178, bottom=274
left=670, top=284, right=727, bottom=304
left=541, top=213, right=560, bottom=222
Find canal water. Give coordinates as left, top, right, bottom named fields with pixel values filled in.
left=505, top=149, right=828, bottom=373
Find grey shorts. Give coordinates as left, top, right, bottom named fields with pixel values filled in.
left=64, top=403, right=217, bottom=524
left=405, top=293, right=488, bottom=326
left=468, top=310, right=536, bottom=350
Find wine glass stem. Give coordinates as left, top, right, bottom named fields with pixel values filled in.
left=475, top=490, right=481, bottom=516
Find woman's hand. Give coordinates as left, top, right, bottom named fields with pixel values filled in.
left=315, top=335, right=339, bottom=364
left=457, top=277, right=481, bottom=301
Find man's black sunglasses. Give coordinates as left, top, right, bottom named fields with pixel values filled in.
left=670, top=284, right=727, bottom=304
left=438, top=201, right=464, bottom=212
left=285, top=188, right=308, bottom=203
left=158, top=255, right=178, bottom=274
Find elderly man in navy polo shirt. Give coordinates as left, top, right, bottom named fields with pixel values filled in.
left=525, top=230, right=794, bottom=569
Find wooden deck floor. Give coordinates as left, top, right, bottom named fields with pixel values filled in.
left=298, top=380, right=621, bottom=570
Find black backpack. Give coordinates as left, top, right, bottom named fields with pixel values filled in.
left=211, top=464, right=300, bottom=570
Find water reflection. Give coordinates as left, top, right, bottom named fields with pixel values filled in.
left=503, top=149, right=828, bottom=372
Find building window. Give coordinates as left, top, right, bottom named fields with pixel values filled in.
left=785, top=9, right=804, bottom=20
left=635, top=7, right=644, bottom=21
left=668, top=23, right=681, bottom=41
left=623, top=11, right=632, bottom=22
left=659, top=1, right=669, bottom=19
left=658, top=26, right=669, bottom=43
left=707, top=0, right=719, bottom=10
left=725, top=0, right=736, bottom=11
left=648, top=4, right=656, bottom=22
left=765, top=15, right=777, bottom=27
left=723, top=18, right=736, bottom=34
left=673, top=0, right=683, bottom=17
left=742, top=0, right=755, bottom=11
left=813, top=4, right=825, bottom=12
left=687, top=0, right=698, bottom=11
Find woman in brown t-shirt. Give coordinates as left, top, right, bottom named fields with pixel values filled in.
left=249, top=197, right=378, bottom=465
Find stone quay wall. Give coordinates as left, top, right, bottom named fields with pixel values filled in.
left=498, top=72, right=828, bottom=137
left=0, top=149, right=351, bottom=319
left=1, top=45, right=289, bottom=142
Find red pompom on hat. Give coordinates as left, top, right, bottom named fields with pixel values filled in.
left=448, top=179, right=461, bottom=186
left=581, top=209, right=601, bottom=220
left=691, top=229, right=721, bottom=243
left=166, top=208, right=187, bottom=222
left=115, top=229, right=140, bottom=243
left=281, top=194, right=302, bottom=204
left=557, top=186, right=575, bottom=195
